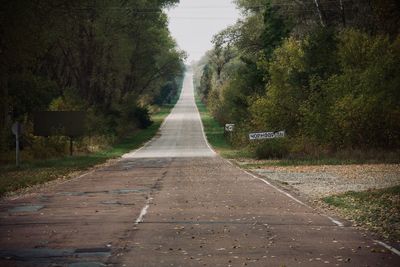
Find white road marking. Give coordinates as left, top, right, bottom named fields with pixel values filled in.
left=192, top=82, right=217, bottom=156
left=135, top=197, right=153, bottom=224
left=232, top=161, right=400, bottom=256
left=224, top=159, right=234, bottom=166
left=244, top=170, right=310, bottom=207
left=325, top=215, right=344, bottom=227
left=240, top=169, right=345, bottom=227
left=374, top=240, right=400, bottom=256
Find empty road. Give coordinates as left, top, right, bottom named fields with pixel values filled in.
left=0, top=73, right=398, bottom=266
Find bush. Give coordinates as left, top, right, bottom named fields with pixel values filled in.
left=325, top=29, right=400, bottom=148
left=134, top=106, right=152, bottom=129
left=252, top=139, right=289, bottom=159
left=30, top=136, right=68, bottom=159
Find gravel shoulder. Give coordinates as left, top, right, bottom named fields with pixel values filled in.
left=239, top=162, right=400, bottom=199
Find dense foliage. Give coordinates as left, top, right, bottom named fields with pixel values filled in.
left=195, top=0, right=400, bottom=158
left=0, top=0, right=185, bottom=157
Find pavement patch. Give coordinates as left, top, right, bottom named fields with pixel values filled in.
left=0, top=248, right=74, bottom=260
left=112, top=188, right=148, bottom=194
left=0, top=247, right=111, bottom=266
left=57, top=188, right=148, bottom=197
left=8, top=205, right=44, bottom=213
left=74, top=247, right=111, bottom=257
left=69, top=262, right=106, bottom=267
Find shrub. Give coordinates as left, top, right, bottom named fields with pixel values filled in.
left=252, top=139, right=289, bottom=159
left=326, top=29, right=400, bottom=148
left=134, top=106, right=152, bottom=129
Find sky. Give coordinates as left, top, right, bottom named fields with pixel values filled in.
left=166, top=0, right=240, bottom=63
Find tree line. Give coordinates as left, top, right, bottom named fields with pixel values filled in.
left=195, top=0, right=400, bottom=158
left=0, top=0, right=185, bottom=156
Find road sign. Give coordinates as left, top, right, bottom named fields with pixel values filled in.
left=249, top=131, right=285, bottom=140
left=33, top=111, right=86, bottom=137
left=11, top=122, right=23, bottom=167
left=11, top=122, right=23, bottom=136
left=225, top=124, right=235, bottom=132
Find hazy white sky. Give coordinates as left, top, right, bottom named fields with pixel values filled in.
left=166, top=0, right=240, bottom=63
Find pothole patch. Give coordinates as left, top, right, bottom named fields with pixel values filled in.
left=8, top=205, right=44, bottom=213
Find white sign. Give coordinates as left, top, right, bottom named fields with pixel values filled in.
left=225, top=124, right=235, bottom=132
left=11, top=122, right=23, bottom=136
left=249, top=131, right=285, bottom=140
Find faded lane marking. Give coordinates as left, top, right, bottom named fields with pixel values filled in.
left=238, top=165, right=345, bottom=227
left=135, top=197, right=153, bottom=225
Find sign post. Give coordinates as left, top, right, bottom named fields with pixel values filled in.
left=225, top=124, right=235, bottom=143
left=69, top=136, right=73, bottom=156
left=11, top=122, right=23, bottom=167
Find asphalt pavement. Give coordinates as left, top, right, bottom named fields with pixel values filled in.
left=0, top=73, right=398, bottom=266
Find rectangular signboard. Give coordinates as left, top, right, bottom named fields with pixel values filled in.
left=34, top=111, right=86, bottom=137
left=249, top=131, right=285, bottom=140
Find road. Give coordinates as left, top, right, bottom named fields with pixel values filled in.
left=0, top=73, right=398, bottom=266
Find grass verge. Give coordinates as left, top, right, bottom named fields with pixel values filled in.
left=195, top=97, right=251, bottom=158
left=0, top=105, right=173, bottom=197
left=323, top=186, right=400, bottom=240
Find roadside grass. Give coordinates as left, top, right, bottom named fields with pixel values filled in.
left=0, top=105, right=172, bottom=197
left=323, top=186, right=400, bottom=240
left=195, top=98, right=251, bottom=158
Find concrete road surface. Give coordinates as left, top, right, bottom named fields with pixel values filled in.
left=0, top=73, right=398, bottom=267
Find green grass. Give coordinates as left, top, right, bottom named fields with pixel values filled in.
left=0, top=105, right=173, bottom=197
left=195, top=97, right=251, bottom=158
left=323, top=186, right=400, bottom=240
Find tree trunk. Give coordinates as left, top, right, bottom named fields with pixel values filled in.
left=313, top=0, right=326, bottom=26
left=339, top=0, right=346, bottom=27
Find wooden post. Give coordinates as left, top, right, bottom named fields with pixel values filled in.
left=69, top=136, right=73, bottom=156
left=15, top=130, right=20, bottom=167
